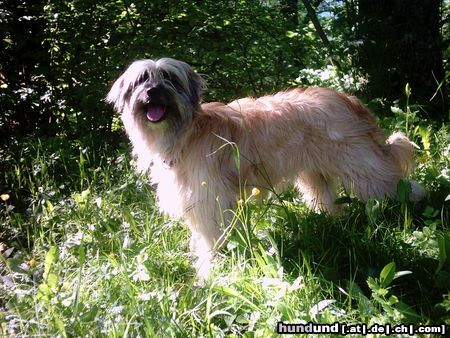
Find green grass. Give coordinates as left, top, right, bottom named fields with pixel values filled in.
left=1, top=114, right=449, bottom=336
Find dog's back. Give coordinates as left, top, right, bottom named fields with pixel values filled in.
left=201, top=87, right=425, bottom=204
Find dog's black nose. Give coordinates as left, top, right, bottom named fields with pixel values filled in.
left=147, top=86, right=162, bottom=97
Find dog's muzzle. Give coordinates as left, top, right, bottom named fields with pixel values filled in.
left=145, top=86, right=167, bottom=123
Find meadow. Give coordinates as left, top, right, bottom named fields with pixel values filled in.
left=1, top=96, right=449, bottom=337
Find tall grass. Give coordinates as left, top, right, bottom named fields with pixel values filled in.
left=1, top=111, right=449, bottom=336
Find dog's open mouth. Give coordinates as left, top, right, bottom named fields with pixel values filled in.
left=145, top=104, right=166, bottom=122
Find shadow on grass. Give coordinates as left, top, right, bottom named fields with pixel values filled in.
left=265, top=195, right=449, bottom=322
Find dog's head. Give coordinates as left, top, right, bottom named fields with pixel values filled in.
left=106, top=58, right=205, bottom=132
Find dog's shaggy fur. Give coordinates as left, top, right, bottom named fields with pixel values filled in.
left=107, top=58, right=425, bottom=278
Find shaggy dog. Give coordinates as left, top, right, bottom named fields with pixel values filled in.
left=106, top=58, right=425, bottom=278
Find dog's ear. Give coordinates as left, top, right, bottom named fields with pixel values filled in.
left=106, top=73, right=127, bottom=112
left=187, top=70, right=206, bottom=106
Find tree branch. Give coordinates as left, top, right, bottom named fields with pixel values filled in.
left=300, top=0, right=342, bottom=71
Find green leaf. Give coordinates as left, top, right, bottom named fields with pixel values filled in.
left=286, top=31, right=299, bottom=38
left=377, top=287, right=389, bottom=297
left=396, top=301, right=421, bottom=320
left=367, top=276, right=379, bottom=292
left=213, top=286, right=260, bottom=312
left=46, top=272, right=58, bottom=291
left=348, top=282, right=376, bottom=315
left=74, top=188, right=90, bottom=207
left=80, top=305, right=99, bottom=323
left=277, top=303, right=293, bottom=321
left=388, top=295, right=398, bottom=305
left=418, top=126, right=431, bottom=151
left=365, top=198, right=381, bottom=225
left=37, top=283, right=51, bottom=301
left=43, top=246, right=59, bottom=280
left=380, top=262, right=396, bottom=288
left=436, top=232, right=450, bottom=273
left=53, top=317, right=66, bottom=337
left=45, top=199, right=54, bottom=214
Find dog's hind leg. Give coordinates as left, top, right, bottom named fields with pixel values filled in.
left=296, top=171, right=341, bottom=214
left=337, top=134, right=426, bottom=202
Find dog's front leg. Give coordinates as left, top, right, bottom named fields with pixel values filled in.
left=188, top=227, right=216, bottom=280
left=185, top=185, right=237, bottom=279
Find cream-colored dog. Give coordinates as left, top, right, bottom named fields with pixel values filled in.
left=107, top=58, right=425, bottom=278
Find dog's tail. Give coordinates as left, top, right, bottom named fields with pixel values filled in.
left=386, top=132, right=414, bottom=176
left=386, top=132, right=426, bottom=201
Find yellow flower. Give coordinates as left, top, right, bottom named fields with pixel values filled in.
left=251, top=187, right=260, bottom=196
left=0, top=194, right=10, bottom=201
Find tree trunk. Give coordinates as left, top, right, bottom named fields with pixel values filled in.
left=357, top=0, right=447, bottom=120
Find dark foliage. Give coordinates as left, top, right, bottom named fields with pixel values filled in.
left=357, top=0, right=447, bottom=119
left=0, top=0, right=448, bottom=143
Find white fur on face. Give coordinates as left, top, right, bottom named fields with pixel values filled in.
left=106, top=58, right=205, bottom=113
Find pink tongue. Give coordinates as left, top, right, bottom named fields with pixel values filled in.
left=146, top=106, right=165, bottom=122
